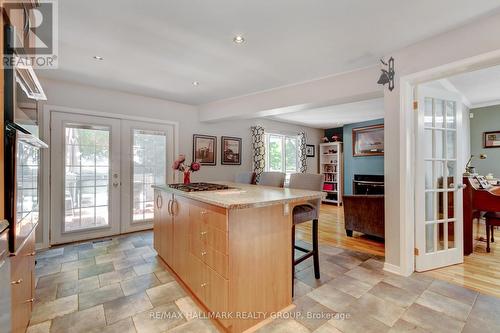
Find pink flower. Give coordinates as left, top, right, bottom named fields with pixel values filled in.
left=172, top=154, right=187, bottom=170
left=190, top=162, right=201, bottom=172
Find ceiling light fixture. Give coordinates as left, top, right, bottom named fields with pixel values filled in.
left=93, top=56, right=104, bottom=61
left=233, top=35, right=245, bottom=44
left=192, top=81, right=200, bottom=86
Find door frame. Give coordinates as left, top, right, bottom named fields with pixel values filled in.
left=39, top=104, right=179, bottom=249
left=399, top=49, right=500, bottom=275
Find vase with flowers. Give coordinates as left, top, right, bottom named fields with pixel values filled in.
left=172, top=154, right=201, bottom=184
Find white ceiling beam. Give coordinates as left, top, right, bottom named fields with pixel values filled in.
left=198, top=66, right=383, bottom=122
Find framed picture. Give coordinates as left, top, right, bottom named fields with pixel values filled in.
left=306, top=144, right=315, bottom=157
left=221, top=136, right=242, bottom=165
left=484, top=131, right=500, bottom=148
left=352, top=124, right=384, bottom=156
left=193, top=134, right=217, bottom=165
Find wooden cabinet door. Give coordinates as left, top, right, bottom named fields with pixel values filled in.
left=153, top=190, right=162, bottom=254
left=161, top=193, right=174, bottom=266
left=172, top=195, right=190, bottom=280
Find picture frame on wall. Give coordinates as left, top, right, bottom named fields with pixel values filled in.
left=306, top=144, right=315, bottom=157
left=193, top=134, right=217, bottom=165
left=484, top=131, right=500, bottom=148
left=221, top=136, right=242, bottom=165
left=352, top=124, right=384, bottom=156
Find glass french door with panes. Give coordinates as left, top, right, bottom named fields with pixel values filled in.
left=50, top=112, right=173, bottom=244
left=415, top=86, right=464, bottom=271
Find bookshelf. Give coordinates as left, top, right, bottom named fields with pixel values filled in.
left=320, top=142, right=343, bottom=205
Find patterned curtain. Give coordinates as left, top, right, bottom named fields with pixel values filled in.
left=298, top=132, right=307, bottom=173
left=251, top=126, right=266, bottom=182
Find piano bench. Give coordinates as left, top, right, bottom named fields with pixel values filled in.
left=485, top=212, right=500, bottom=253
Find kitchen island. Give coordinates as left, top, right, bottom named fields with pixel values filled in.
left=152, top=182, right=323, bottom=332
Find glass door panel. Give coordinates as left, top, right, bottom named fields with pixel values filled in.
left=132, top=129, right=167, bottom=222
left=415, top=87, right=463, bottom=272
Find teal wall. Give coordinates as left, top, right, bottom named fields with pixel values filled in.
left=470, top=105, right=500, bottom=177
left=326, top=118, right=384, bottom=195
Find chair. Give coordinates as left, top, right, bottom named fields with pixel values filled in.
left=258, top=172, right=285, bottom=187
left=289, top=173, right=323, bottom=295
left=343, top=195, right=385, bottom=238
left=234, top=172, right=256, bottom=185
left=485, top=212, right=500, bottom=253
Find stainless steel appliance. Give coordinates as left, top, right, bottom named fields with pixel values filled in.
left=0, top=221, right=11, bottom=330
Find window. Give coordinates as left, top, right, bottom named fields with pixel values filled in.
left=265, top=133, right=299, bottom=174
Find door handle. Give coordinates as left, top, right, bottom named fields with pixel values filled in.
left=457, top=184, right=467, bottom=190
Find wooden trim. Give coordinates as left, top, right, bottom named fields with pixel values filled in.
left=352, top=124, right=384, bottom=157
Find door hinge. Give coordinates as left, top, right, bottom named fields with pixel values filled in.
left=414, top=248, right=420, bottom=256
left=413, top=101, right=418, bottom=110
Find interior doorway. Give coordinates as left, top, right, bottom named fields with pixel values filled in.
left=49, top=111, right=174, bottom=245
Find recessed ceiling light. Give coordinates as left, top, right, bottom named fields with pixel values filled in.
left=93, top=56, right=104, bottom=61
left=192, top=81, right=200, bottom=86
left=233, top=35, right=245, bottom=44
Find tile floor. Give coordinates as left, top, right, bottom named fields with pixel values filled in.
left=29, top=231, right=500, bottom=333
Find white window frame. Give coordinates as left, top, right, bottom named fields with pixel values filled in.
left=264, top=132, right=299, bottom=174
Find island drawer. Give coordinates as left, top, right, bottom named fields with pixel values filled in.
left=190, top=202, right=228, bottom=232
left=190, top=218, right=228, bottom=254
left=190, top=236, right=228, bottom=278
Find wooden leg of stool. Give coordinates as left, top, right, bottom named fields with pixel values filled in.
left=312, top=219, right=320, bottom=279
left=292, top=224, right=295, bottom=296
left=486, top=223, right=491, bottom=253
left=491, top=225, right=495, bottom=243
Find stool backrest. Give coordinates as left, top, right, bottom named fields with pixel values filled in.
left=234, top=172, right=256, bottom=184
left=258, top=172, right=285, bottom=188
left=289, top=173, right=324, bottom=217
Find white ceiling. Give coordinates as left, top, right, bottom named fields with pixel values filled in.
left=38, top=0, right=500, bottom=105
left=268, top=98, right=384, bottom=128
left=447, top=64, right=500, bottom=107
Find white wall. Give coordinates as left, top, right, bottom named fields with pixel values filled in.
left=37, top=78, right=323, bottom=245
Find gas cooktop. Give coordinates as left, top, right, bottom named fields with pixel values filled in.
left=168, top=182, right=232, bottom=192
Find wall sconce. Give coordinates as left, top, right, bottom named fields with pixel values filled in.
left=377, top=57, right=395, bottom=91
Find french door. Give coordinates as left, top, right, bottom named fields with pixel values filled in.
left=50, top=112, right=173, bottom=244
left=415, top=86, right=464, bottom=271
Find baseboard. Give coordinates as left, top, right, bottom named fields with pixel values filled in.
left=383, top=262, right=412, bottom=277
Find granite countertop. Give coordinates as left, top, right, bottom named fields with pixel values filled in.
left=152, top=182, right=325, bottom=209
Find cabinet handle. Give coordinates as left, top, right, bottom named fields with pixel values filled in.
left=167, top=199, right=172, bottom=215
left=200, top=231, right=208, bottom=236
left=200, top=283, right=208, bottom=288
left=26, top=251, right=36, bottom=257
left=11, top=279, right=23, bottom=285
left=24, top=298, right=35, bottom=303
left=171, top=200, right=178, bottom=216
left=200, top=210, right=208, bottom=215
left=201, top=251, right=207, bottom=256
left=156, top=194, right=163, bottom=209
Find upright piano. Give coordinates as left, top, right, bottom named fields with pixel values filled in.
left=463, top=176, right=500, bottom=255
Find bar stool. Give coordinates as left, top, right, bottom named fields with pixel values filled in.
left=289, top=173, right=323, bottom=295
left=234, top=172, right=256, bottom=184
left=485, top=212, right=500, bottom=253
left=258, top=172, right=285, bottom=187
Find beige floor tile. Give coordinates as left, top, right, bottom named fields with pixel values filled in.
left=175, top=296, right=202, bottom=321
left=154, top=269, right=174, bottom=284
left=26, top=321, right=51, bottom=333
left=78, top=247, right=108, bottom=260
left=112, top=255, right=146, bottom=271
left=345, top=266, right=385, bottom=286
left=99, top=267, right=137, bottom=287
left=79, top=262, right=115, bottom=279
left=95, top=251, right=127, bottom=265
left=36, top=270, right=78, bottom=289
left=146, top=281, right=186, bottom=307
left=78, top=283, right=124, bottom=310
left=427, top=279, right=478, bottom=306
left=255, top=318, right=310, bottom=333
left=35, top=262, right=62, bottom=277
left=313, top=322, right=342, bottom=333
left=328, top=311, right=390, bottom=333
left=415, top=290, right=472, bottom=321
left=120, top=272, right=161, bottom=296
left=388, top=319, right=430, bottom=333
left=349, top=293, right=406, bottom=327
left=50, top=305, right=106, bottom=333
left=402, top=303, right=465, bottom=333
left=34, top=284, right=58, bottom=304
left=61, top=257, right=96, bottom=272
left=88, top=317, right=137, bottom=333
left=133, top=261, right=163, bottom=276
left=57, top=276, right=100, bottom=298
left=167, top=318, right=219, bottom=333
left=30, top=295, right=78, bottom=325
left=103, top=292, right=153, bottom=324
left=132, top=302, right=185, bottom=332
left=307, top=283, right=356, bottom=312
left=328, top=274, right=373, bottom=298
left=369, top=281, right=419, bottom=308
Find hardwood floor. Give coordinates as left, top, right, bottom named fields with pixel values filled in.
left=295, top=203, right=385, bottom=257
left=305, top=204, right=500, bottom=298
left=425, top=223, right=500, bottom=298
